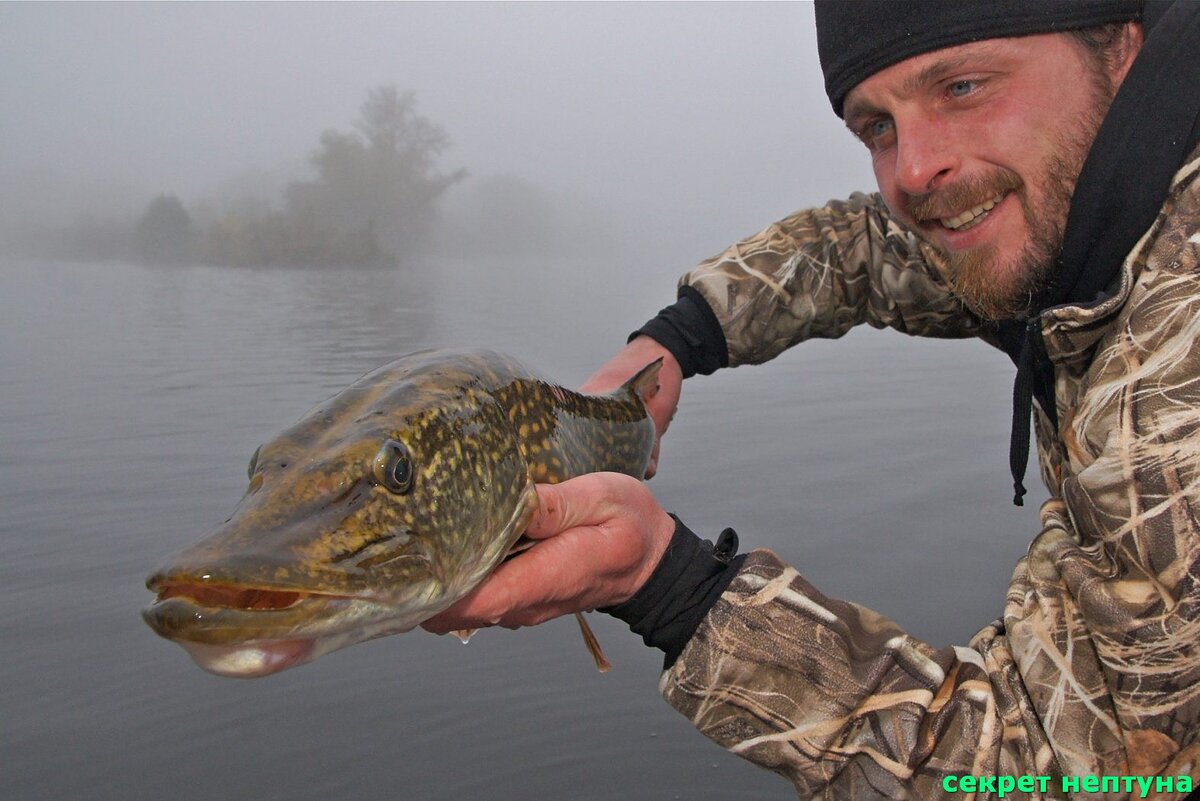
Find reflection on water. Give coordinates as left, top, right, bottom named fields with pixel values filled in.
left=0, top=257, right=1041, bottom=800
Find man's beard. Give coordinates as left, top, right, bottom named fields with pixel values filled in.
left=940, top=160, right=1071, bottom=320
left=908, top=80, right=1114, bottom=321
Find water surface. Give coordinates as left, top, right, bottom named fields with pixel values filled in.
left=0, top=256, right=1043, bottom=800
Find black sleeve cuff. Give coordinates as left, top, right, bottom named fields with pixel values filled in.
left=602, top=515, right=746, bottom=669
left=630, top=285, right=729, bottom=378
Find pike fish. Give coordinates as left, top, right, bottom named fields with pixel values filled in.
left=142, top=349, right=660, bottom=678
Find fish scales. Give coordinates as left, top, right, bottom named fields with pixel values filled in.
left=496, top=378, right=652, bottom=482
left=142, top=349, right=660, bottom=677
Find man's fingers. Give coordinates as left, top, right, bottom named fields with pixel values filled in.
left=421, top=536, right=575, bottom=632
left=422, top=471, right=669, bottom=634
left=524, top=482, right=564, bottom=540
left=421, top=565, right=518, bottom=633
left=644, top=440, right=661, bottom=479
left=525, top=479, right=588, bottom=539
left=524, top=473, right=643, bottom=539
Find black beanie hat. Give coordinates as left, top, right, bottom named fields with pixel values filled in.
left=815, top=0, right=1144, bottom=117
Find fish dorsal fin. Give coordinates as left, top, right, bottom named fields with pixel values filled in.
left=615, top=357, right=663, bottom=405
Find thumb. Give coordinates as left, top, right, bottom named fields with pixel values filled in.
left=523, top=474, right=616, bottom=540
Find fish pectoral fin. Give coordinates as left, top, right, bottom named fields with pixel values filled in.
left=454, top=614, right=609, bottom=670
left=574, top=612, right=612, bottom=673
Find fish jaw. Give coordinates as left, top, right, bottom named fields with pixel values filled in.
left=165, top=583, right=458, bottom=676
left=176, top=640, right=317, bottom=678
left=142, top=595, right=426, bottom=677
left=166, top=615, right=424, bottom=678
left=141, top=580, right=441, bottom=677
left=141, top=478, right=538, bottom=678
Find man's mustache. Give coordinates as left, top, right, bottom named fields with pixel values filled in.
left=907, top=168, right=1023, bottom=222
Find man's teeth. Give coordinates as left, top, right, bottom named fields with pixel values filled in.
left=940, top=193, right=1005, bottom=231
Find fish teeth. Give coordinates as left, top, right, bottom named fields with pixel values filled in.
left=941, top=193, right=1005, bottom=231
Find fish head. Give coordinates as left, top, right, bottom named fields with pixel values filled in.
left=143, top=351, right=539, bottom=677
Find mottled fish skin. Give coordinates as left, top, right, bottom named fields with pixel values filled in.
left=142, top=349, right=658, bottom=676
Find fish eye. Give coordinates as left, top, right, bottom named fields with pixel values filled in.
left=373, top=439, right=415, bottom=494
left=247, top=445, right=262, bottom=479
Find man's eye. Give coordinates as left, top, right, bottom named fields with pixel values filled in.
left=949, top=80, right=977, bottom=97
left=860, top=118, right=894, bottom=146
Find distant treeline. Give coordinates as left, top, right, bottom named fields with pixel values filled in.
left=43, top=86, right=463, bottom=268
left=5, top=83, right=615, bottom=268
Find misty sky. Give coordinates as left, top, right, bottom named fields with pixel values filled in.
left=1, top=2, right=876, bottom=261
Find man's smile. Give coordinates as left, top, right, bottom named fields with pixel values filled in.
left=939, top=191, right=1007, bottom=231
left=907, top=187, right=1020, bottom=259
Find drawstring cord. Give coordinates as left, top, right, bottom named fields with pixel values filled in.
left=1008, top=321, right=1038, bottom=506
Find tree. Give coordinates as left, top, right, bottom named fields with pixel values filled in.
left=285, top=86, right=465, bottom=261
left=135, top=194, right=195, bottom=264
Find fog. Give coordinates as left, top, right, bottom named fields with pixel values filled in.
left=0, top=1, right=875, bottom=266
left=2, top=7, right=1040, bottom=799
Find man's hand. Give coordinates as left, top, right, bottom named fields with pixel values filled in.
left=579, top=336, right=682, bottom=478
left=421, top=473, right=676, bottom=633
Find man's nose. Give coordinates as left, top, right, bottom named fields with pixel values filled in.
left=893, top=122, right=958, bottom=196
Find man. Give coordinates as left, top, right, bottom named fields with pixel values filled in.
left=426, top=1, right=1200, bottom=797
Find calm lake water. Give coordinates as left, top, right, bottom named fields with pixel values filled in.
left=0, top=255, right=1043, bottom=800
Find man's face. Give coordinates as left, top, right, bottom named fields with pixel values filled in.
left=842, top=34, right=1119, bottom=320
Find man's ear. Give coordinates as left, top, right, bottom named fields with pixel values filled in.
left=1110, top=22, right=1145, bottom=87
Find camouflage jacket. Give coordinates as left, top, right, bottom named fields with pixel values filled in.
left=663, top=151, right=1200, bottom=799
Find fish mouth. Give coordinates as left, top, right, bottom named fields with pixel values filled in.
left=142, top=578, right=432, bottom=677
left=154, top=580, right=344, bottom=611
left=143, top=579, right=362, bottom=642
left=141, top=586, right=343, bottom=678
